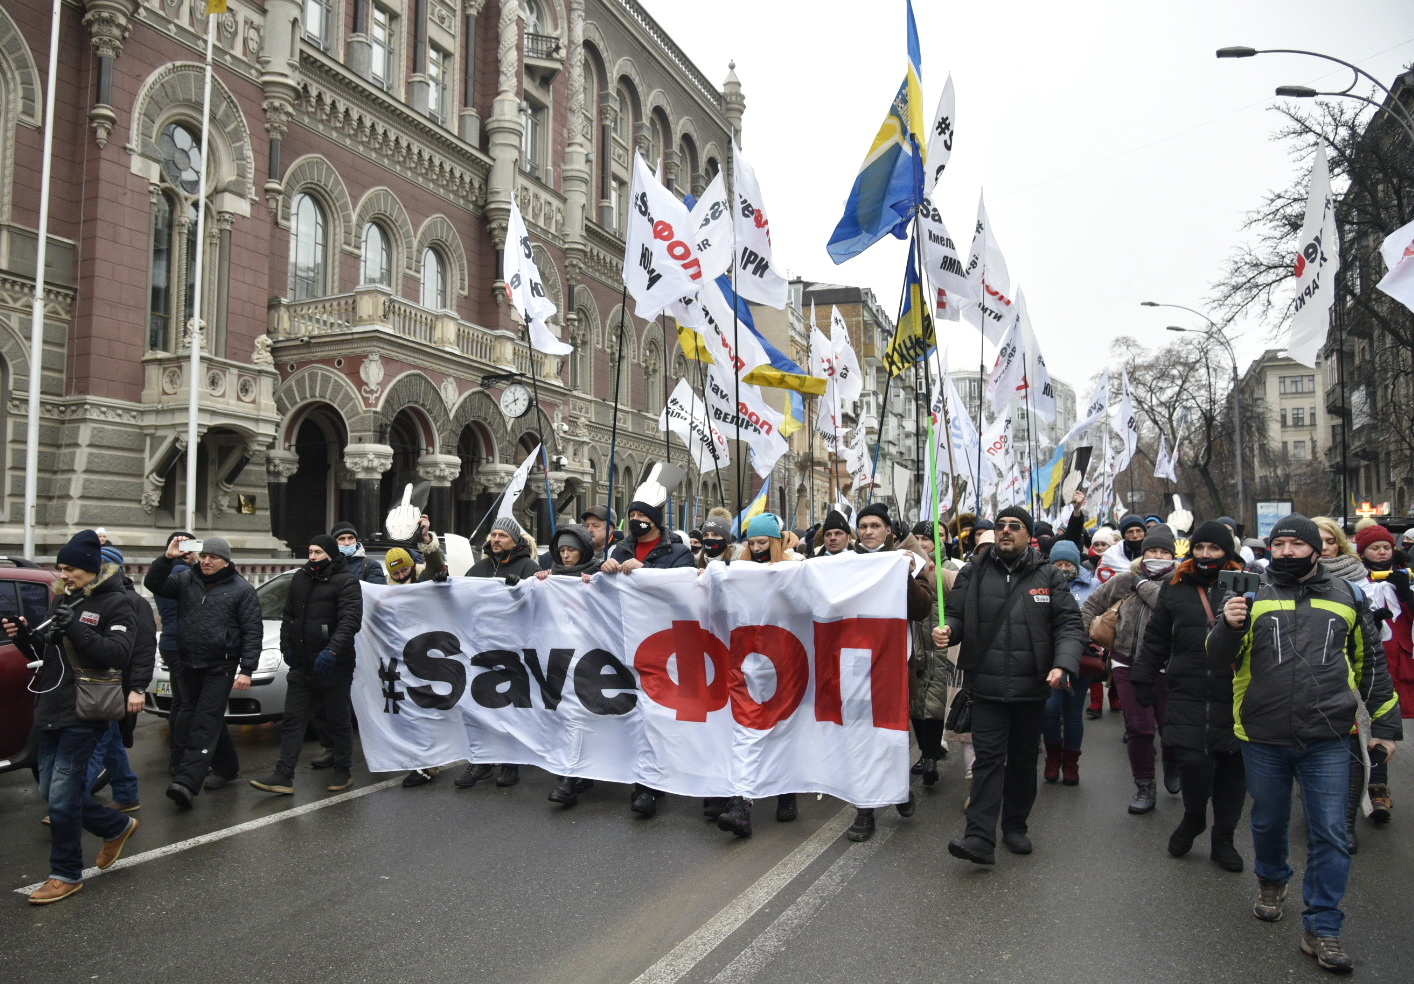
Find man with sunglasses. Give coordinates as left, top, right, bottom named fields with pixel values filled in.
left=934, top=506, right=1084, bottom=864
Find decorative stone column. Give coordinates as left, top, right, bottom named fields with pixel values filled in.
left=264, top=449, right=301, bottom=542
left=417, top=453, right=462, bottom=534
left=474, top=463, right=515, bottom=539
left=483, top=0, right=525, bottom=248
left=343, top=443, right=394, bottom=539
left=82, top=0, right=137, bottom=148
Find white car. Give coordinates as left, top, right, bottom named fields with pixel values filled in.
left=145, top=570, right=295, bottom=724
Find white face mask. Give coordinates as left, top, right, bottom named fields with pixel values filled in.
left=1142, top=558, right=1175, bottom=579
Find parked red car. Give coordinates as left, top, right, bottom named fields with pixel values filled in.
left=0, top=557, right=61, bottom=773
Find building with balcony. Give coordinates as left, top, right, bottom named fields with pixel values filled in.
left=0, top=0, right=743, bottom=557
left=1241, top=348, right=1332, bottom=517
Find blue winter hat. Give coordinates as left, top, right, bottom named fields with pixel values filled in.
left=746, top=512, right=784, bottom=539
left=58, top=529, right=102, bottom=574
left=100, top=545, right=125, bottom=567
left=1049, top=540, right=1082, bottom=567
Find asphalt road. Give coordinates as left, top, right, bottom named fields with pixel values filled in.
left=2, top=711, right=1411, bottom=984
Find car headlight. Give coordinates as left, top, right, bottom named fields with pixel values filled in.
left=256, top=648, right=282, bottom=675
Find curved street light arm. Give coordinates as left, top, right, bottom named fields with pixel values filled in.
left=1254, top=48, right=1395, bottom=103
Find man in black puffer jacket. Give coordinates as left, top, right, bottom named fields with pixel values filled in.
left=936, top=506, right=1084, bottom=864
left=145, top=535, right=262, bottom=808
left=252, top=534, right=363, bottom=796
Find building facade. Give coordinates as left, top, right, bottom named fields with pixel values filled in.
left=0, top=0, right=743, bottom=556
left=1242, top=348, right=1332, bottom=517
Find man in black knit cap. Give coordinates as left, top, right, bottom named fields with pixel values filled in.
left=935, top=505, right=1084, bottom=864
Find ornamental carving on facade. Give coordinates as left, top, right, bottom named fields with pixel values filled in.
left=359, top=352, right=385, bottom=406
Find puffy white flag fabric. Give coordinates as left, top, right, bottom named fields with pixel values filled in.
left=704, top=362, right=787, bottom=479
left=1058, top=371, right=1110, bottom=446
left=497, top=444, right=540, bottom=519
left=660, top=379, right=730, bottom=474
left=504, top=201, right=573, bottom=355
left=829, top=306, right=865, bottom=406
left=988, top=292, right=1055, bottom=423
left=923, top=74, right=956, bottom=196
left=688, top=172, right=734, bottom=283
left=1116, top=370, right=1140, bottom=473
left=352, top=554, right=913, bottom=806
left=1376, top=217, right=1414, bottom=316
left=959, top=192, right=1014, bottom=343
left=624, top=152, right=706, bottom=319
left=1287, top=144, right=1339, bottom=369
left=732, top=140, right=789, bottom=308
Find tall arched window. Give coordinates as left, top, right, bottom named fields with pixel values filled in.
left=147, top=122, right=213, bottom=351
left=360, top=222, right=391, bottom=287
left=420, top=247, right=447, bottom=310
left=290, top=192, right=329, bottom=300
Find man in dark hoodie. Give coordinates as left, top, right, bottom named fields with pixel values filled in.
left=935, top=505, right=1085, bottom=864
left=145, top=535, right=262, bottom=808
left=251, top=534, right=363, bottom=796
left=4, top=530, right=140, bottom=904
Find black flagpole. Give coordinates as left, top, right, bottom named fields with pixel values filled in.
left=605, top=285, right=629, bottom=524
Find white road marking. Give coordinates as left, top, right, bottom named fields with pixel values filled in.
left=629, top=804, right=857, bottom=984
left=14, top=777, right=401, bottom=894
left=710, top=815, right=899, bottom=983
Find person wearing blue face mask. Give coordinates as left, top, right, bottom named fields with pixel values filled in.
left=329, top=521, right=386, bottom=584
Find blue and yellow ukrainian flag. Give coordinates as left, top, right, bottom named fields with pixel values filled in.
left=1038, top=444, right=1069, bottom=511
left=883, top=241, right=935, bottom=377
left=827, top=1, right=927, bottom=263
left=733, top=476, right=772, bottom=539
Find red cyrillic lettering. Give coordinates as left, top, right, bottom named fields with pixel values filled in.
left=635, top=620, right=729, bottom=722
left=727, top=625, right=808, bottom=730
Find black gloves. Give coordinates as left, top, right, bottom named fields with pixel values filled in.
left=431, top=567, right=449, bottom=583
left=52, top=603, right=75, bottom=630
left=1133, top=682, right=1156, bottom=709
left=504, top=575, right=521, bottom=587
left=1386, top=568, right=1412, bottom=604
left=1373, top=607, right=1394, bottom=624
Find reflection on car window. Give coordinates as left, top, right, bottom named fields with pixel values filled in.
left=18, top=583, right=51, bottom=624
left=0, top=583, right=19, bottom=624
left=258, top=573, right=293, bottom=620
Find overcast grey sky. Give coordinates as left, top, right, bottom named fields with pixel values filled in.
left=641, top=0, right=1414, bottom=395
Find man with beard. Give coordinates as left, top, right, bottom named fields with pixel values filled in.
left=808, top=509, right=854, bottom=558
left=935, top=506, right=1084, bottom=864
left=1210, top=514, right=1400, bottom=973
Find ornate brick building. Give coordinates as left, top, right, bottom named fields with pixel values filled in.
left=0, top=0, right=742, bottom=556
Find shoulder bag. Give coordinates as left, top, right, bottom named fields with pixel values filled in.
left=64, top=639, right=126, bottom=722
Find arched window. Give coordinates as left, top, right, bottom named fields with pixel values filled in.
left=420, top=247, right=447, bottom=310
left=147, top=123, right=213, bottom=351
left=643, top=342, right=661, bottom=412
left=360, top=222, right=391, bottom=287
left=290, top=192, right=328, bottom=300
left=614, top=85, right=632, bottom=142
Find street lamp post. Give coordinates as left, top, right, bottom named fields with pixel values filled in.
left=1217, top=46, right=1414, bottom=144
left=1141, top=301, right=1247, bottom=528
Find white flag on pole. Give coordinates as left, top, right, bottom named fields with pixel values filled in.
left=980, top=409, right=1014, bottom=478
left=987, top=291, right=1055, bottom=422
left=1057, top=371, right=1110, bottom=446
left=624, top=152, right=705, bottom=320
left=923, top=74, right=955, bottom=196
left=1115, top=370, right=1140, bottom=473
left=1375, top=217, right=1414, bottom=316
left=959, top=192, right=1015, bottom=344
left=672, top=279, right=771, bottom=380
left=731, top=140, right=788, bottom=308
left=659, top=379, right=730, bottom=474
left=703, top=362, right=787, bottom=479
left=829, top=306, right=864, bottom=406
left=1286, top=144, right=1340, bottom=369
left=497, top=444, right=541, bottom=520
left=687, top=172, right=733, bottom=283
left=504, top=200, right=572, bottom=356
left=1153, top=435, right=1179, bottom=482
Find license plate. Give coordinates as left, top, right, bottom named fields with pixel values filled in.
left=155, top=682, right=172, bottom=697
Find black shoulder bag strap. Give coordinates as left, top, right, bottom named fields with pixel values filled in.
left=959, top=564, right=1035, bottom=676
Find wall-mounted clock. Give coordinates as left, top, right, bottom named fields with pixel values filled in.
left=499, top=382, right=533, bottom=419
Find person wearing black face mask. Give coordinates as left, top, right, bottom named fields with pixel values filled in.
left=1207, top=514, right=1401, bottom=972
left=1132, top=521, right=1248, bottom=873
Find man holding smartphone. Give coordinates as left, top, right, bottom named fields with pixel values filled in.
left=1208, top=514, right=1401, bottom=973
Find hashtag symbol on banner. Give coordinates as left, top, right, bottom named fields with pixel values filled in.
left=380, top=657, right=405, bottom=715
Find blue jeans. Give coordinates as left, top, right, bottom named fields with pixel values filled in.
left=1042, top=676, right=1090, bottom=750
left=1241, top=738, right=1351, bottom=937
left=37, top=726, right=131, bottom=883
left=87, top=721, right=139, bottom=804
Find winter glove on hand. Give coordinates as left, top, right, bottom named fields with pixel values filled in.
left=431, top=567, right=449, bottom=583
left=1133, top=682, right=1156, bottom=709
left=314, top=649, right=338, bottom=675
left=1386, top=568, right=1412, bottom=604
left=503, top=575, right=521, bottom=587
left=52, top=604, right=75, bottom=630
left=1373, top=607, right=1394, bottom=624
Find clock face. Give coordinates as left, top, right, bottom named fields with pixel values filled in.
left=500, top=382, right=532, bottom=419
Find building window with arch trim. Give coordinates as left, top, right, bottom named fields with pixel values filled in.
left=290, top=192, right=329, bottom=300
left=361, top=222, right=392, bottom=287
left=147, top=122, right=214, bottom=352
left=370, top=4, right=397, bottom=91
left=421, top=247, right=448, bottom=311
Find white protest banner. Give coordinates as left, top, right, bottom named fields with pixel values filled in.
left=660, top=379, right=730, bottom=474
left=732, top=140, right=789, bottom=308
left=1376, top=216, right=1414, bottom=316
left=504, top=200, right=573, bottom=355
left=688, top=172, right=733, bottom=283
left=624, top=152, right=705, bottom=319
left=987, top=290, right=1055, bottom=422
left=1287, top=143, right=1339, bottom=369
left=1115, top=370, right=1140, bottom=473
left=704, top=362, right=788, bottom=478
left=497, top=444, right=540, bottom=519
left=829, top=306, right=864, bottom=406
left=352, top=554, right=913, bottom=807
left=959, top=192, right=1014, bottom=343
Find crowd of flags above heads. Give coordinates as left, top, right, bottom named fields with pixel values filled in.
left=498, top=0, right=1414, bottom=527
